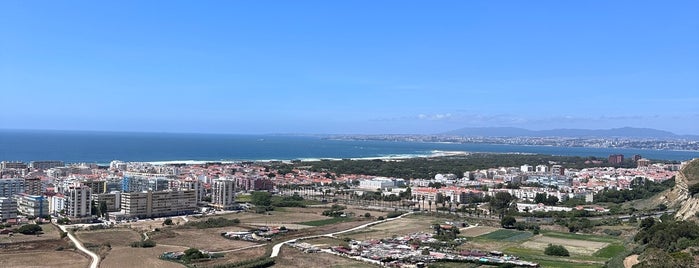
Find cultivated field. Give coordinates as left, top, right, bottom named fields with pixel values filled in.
left=478, top=229, right=533, bottom=241
left=0, top=250, right=89, bottom=268
left=522, top=236, right=609, bottom=255
left=460, top=226, right=499, bottom=237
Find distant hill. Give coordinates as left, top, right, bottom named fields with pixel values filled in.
left=441, top=127, right=698, bottom=139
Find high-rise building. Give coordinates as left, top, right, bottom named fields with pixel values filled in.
left=609, top=154, right=625, bottom=165
left=65, top=184, right=92, bottom=222
left=93, top=192, right=121, bottom=212
left=535, top=165, right=549, bottom=173
left=633, top=155, right=643, bottom=162
left=0, top=197, right=18, bottom=220
left=0, top=178, right=25, bottom=198
left=212, top=179, right=236, bottom=210
left=82, top=180, right=107, bottom=194
left=122, top=176, right=170, bottom=192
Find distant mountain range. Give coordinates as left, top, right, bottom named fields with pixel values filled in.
left=440, top=127, right=699, bottom=139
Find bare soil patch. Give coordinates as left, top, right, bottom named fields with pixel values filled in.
left=200, top=246, right=268, bottom=267
left=624, top=254, right=639, bottom=268
left=0, top=223, right=61, bottom=244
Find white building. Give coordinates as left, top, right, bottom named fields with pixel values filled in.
left=535, top=165, right=549, bottom=173
left=16, top=194, right=49, bottom=218
left=50, top=194, right=66, bottom=215
left=359, top=177, right=403, bottom=190
left=520, top=165, right=533, bottom=173
left=212, top=178, right=236, bottom=210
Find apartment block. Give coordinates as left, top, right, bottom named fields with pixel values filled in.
left=0, top=178, right=24, bottom=198
left=94, top=192, right=122, bottom=212
left=16, top=194, right=49, bottom=217
left=212, top=179, right=236, bottom=210
left=65, top=184, right=92, bottom=222
left=121, top=189, right=196, bottom=218
left=0, top=197, right=18, bottom=221
left=24, top=177, right=43, bottom=195
left=30, top=161, right=65, bottom=170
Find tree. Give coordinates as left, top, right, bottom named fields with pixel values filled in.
left=163, top=218, right=174, bottom=226
left=16, top=224, right=43, bottom=235
left=99, top=201, right=109, bottom=220
left=640, top=217, right=656, bottom=229
left=544, top=244, right=570, bottom=256
left=534, top=193, right=547, bottom=204
left=251, top=191, right=272, bottom=206
left=490, top=192, right=514, bottom=215
left=545, top=195, right=559, bottom=206
left=501, top=216, right=517, bottom=228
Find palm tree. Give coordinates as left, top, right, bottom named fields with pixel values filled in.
left=428, top=200, right=432, bottom=212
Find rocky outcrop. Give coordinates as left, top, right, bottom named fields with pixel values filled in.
left=662, top=159, right=699, bottom=220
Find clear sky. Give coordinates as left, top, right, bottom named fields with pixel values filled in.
left=1, top=1, right=698, bottom=135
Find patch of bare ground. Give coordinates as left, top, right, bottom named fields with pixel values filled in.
left=0, top=223, right=61, bottom=244
left=76, top=228, right=142, bottom=247
left=274, top=245, right=378, bottom=268
left=624, top=254, right=639, bottom=268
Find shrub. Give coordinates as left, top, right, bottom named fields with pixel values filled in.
left=544, top=244, right=570, bottom=256
left=184, top=217, right=240, bottom=229
left=163, top=218, right=174, bottom=226
left=16, top=224, right=42, bottom=235
left=130, top=239, right=156, bottom=248
left=386, top=211, right=404, bottom=218
left=364, top=212, right=371, bottom=218
left=377, top=216, right=385, bottom=220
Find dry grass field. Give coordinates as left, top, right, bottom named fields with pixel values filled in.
left=274, top=245, right=377, bottom=268
left=521, top=236, right=609, bottom=255
left=338, top=217, right=432, bottom=240
left=101, top=245, right=186, bottom=268
left=0, top=223, right=61, bottom=243
left=153, top=226, right=258, bottom=251
left=459, top=226, right=499, bottom=237
left=199, top=246, right=268, bottom=267
left=76, top=228, right=142, bottom=247
left=0, top=250, right=89, bottom=268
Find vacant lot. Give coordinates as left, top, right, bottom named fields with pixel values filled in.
left=0, top=250, right=89, bottom=268
left=522, top=236, right=609, bottom=255
left=76, top=228, right=142, bottom=247
left=460, top=226, right=499, bottom=237
left=0, top=223, right=61, bottom=243
left=219, top=208, right=331, bottom=225
left=154, top=226, right=257, bottom=251
left=101, top=244, right=186, bottom=268
left=199, top=246, right=268, bottom=267
left=275, top=245, right=378, bottom=268
left=479, top=229, right=533, bottom=241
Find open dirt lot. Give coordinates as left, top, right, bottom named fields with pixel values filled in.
left=274, top=245, right=377, bottom=268
left=521, top=235, right=609, bottom=255
left=153, top=226, right=258, bottom=251
left=76, top=228, right=142, bottom=247
left=199, top=246, right=268, bottom=267
left=0, top=250, right=89, bottom=268
left=101, top=244, right=186, bottom=268
left=460, top=226, right=499, bottom=237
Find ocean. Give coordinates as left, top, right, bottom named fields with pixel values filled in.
left=1, top=130, right=698, bottom=164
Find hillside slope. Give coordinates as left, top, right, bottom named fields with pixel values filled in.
left=656, top=158, right=699, bottom=220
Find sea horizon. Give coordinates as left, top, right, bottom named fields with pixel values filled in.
left=1, top=129, right=698, bottom=164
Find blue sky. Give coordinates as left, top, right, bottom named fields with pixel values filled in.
left=1, top=1, right=698, bottom=134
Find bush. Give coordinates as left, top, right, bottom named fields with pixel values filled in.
left=163, top=218, right=174, bottom=226
left=544, top=244, right=570, bottom=256
left=16, top=224, right=42, bottom=235
left=364, top=212, right=371, bottom=218
left=131, top=239, right=156, bottom=248
left=377, top=216, right=385, bottom=220
left=603, top=229, right=622, bottom=236
left=184, top=217, right=240, bottom=229
left=386, top=211, right=404, bottom=218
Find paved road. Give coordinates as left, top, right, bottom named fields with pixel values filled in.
left=57, top=224, right=100, bottom=268
left=270, top=212, right=413, bottom=258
